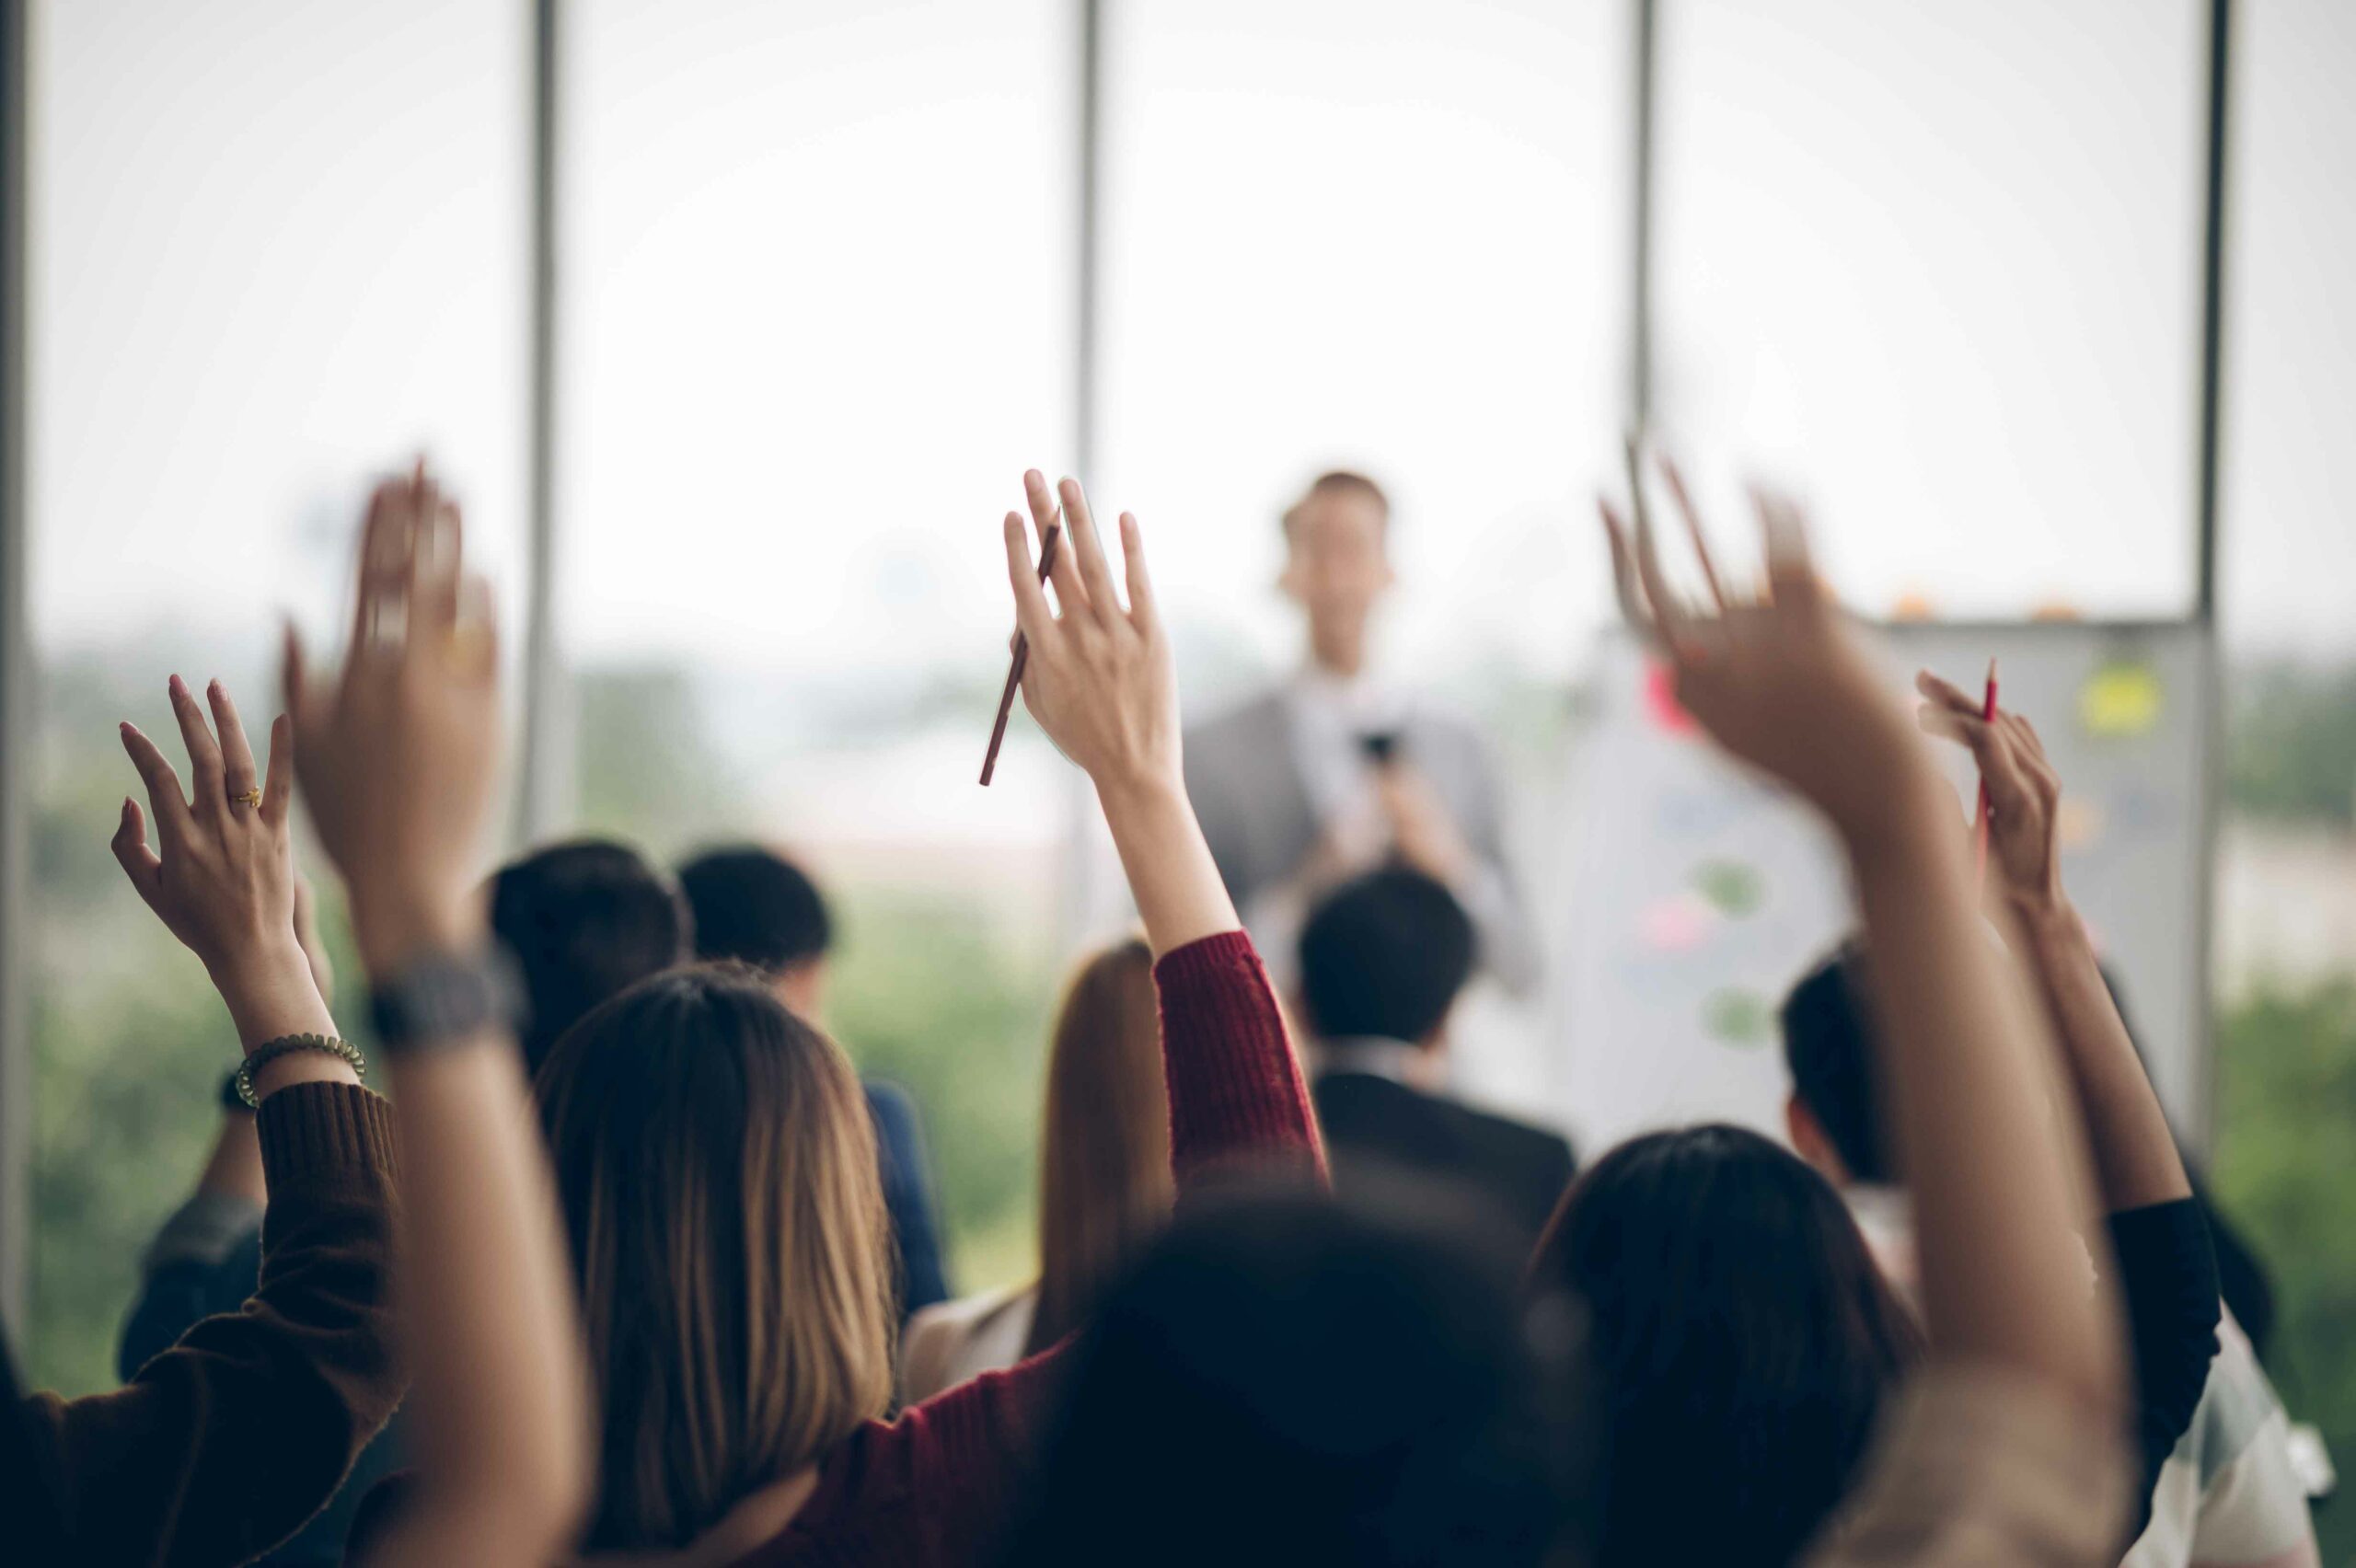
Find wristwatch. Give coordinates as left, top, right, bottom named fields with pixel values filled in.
left=368, top=945, right=528, bottom=1055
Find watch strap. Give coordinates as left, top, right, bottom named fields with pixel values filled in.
left=367, top=945, right=528, bottom=1055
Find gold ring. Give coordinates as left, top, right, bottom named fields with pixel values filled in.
left=232, top=787, right=263, bottom=808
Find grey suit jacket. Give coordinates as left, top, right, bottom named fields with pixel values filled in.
left=1183, top=688, right=1539, bottom=994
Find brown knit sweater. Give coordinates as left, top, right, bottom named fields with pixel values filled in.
left=7, top=1081, right=406, bottom=1568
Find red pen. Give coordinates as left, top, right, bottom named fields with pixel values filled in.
left=1971, top=657, right=1998, bottom=881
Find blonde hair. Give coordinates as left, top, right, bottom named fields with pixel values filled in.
left=1028, top=938, right=1174, bottom=1354
left=536, top=963, right=895, bottom=1549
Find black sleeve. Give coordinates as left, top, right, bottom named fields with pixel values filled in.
left=2104, top=1196, right=2222, bottom=1547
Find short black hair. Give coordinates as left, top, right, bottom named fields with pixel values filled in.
left=1297, top=869, right=1475, bottom=1047
left=1778, top=941, right=1895, bottom=1184
left=489, top=838, right=692, bottom=1075
left=1279, top=469, right=1392, bottom=537
left=676, top=845, right=833, bottom=974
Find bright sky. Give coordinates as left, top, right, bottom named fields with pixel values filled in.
left=27, top=0, right=2356, bottom=684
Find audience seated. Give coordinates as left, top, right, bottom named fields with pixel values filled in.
left=676, top=844, right=953, bottom=1317
left=901, top=936, right=1170, bottom=1402
left=1783, top=673, right=2311, bottom=1566
left=21, top=450, right=2241, bottom=1568
left=1298, top=867, right=1573, bottom=1251
left=349, top=471, right=1322, bottom=1564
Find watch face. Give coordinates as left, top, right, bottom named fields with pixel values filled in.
left=374, top=949, right=524, bottom=1050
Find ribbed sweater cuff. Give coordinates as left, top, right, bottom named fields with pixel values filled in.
left=1154, top=930, right=1322, bottom=1177
left=256, top=1080, right=399, bottom=1190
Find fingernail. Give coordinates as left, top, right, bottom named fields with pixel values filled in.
left=119, top=721, right=132, bottom=735
left=208, top=677, right=222, bottom=696
left=167, top=674, right=185, bottom=698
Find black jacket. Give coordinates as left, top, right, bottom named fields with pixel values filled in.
left=1311, top=1066, right=1576, bottom=1252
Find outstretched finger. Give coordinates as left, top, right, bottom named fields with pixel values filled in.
left=110, top=797, right=164, bottom=908
left=1752, top=489, right=1819, bottom=605
left=1059, top=477, right=1122, bottom=623
left=207, top=680, right=260, bottom=809
left=1914, top=668, right=1987, bottom=719
left=167, top=674, right=226, bottom=813
left=1002, top=511, right=1053, bottom=643
left=281, top=622, right=311, bottom=737
left=1598, top=498, right=1656, bottom=641
left=260, top=712, right=294, bottom=826
left=1657, top=455, right=1730, bottom=610
left=2007, top=710, right=2053, bottom=766
left=1919, top=708, right=2035, bottom=817
left=1023, top=469, right=1085, bottom=621
left=1118, top=513, right=1159, bottom=632
left=409, top=494, right=465, bottom=647
left=1625, top=466, right=1693, bottom=645
left=119, top=721, right=193, bottom=847
left=2003, top=712, right=2062, bottom=804
left=350, top=476, right=414, bottom=663
left=449, top=574, right=501, bottom=686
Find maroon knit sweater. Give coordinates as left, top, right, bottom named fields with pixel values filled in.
left=10, top=1083, right=403, bottom=1568
left=729, top=928, right=1322, bottom=1566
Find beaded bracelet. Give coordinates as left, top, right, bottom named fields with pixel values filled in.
left=236, top=1033, right=367, bottom=1109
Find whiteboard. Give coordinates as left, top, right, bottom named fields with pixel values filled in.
left=1556, top=621, right=2213, bottom=1155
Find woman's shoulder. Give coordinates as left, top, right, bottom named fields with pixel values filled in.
left=781, top=1348, right=1054, bottom=1560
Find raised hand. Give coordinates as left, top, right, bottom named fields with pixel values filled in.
left=1915, top=671, right=2066, bottom=915
left=999, top=470, right=1236, bottom=955
left=287, top=462, right=592, bottom=1566
left=115, top=677, right=338, bottom=1060
left=1607, top=451, right=2121, bottom=1420
left=1600, top=458, right=1934, bottom=846
left=115, top=676, right=295, bottom=974
left=1002, top=469, right=1178, bottom=798
left=284, top=462, right=501, bottom=974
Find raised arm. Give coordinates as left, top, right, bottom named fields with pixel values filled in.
left=285, top=465, right=589, bottom=1566
left=10, top=678, right=399, bottom=1568
left=1916, top=672, right=2219, bottom=1541
left=1915, top=674, right=2195, bottom=1210
left=1601, top=474, right=2121, bottom=1420
left=879, top=474, right=1322, bottom=1476
left=1006, top=470, right=1236, bottom=953
left=1003, top=469, right=1320, bottom=1180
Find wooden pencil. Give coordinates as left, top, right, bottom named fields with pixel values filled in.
left=979, top=522, right=1062, bottom=786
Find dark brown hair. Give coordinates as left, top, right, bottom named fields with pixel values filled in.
left=1028, top=938, right=1173, bottom=1354
left=1528, top=1124, right=1923, bottom=1568
left=536, top=963, right=895, bottom=1550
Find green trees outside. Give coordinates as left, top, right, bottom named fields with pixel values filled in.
left=2212, top=980, right=2356, bottom=1560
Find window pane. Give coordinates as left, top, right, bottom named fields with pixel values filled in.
left=560, top=0, right=1077, bottom=1291
left=1100, top=0, right=1628, bottom=702
left=1656, top=0, right=2205, bottom=621
left=2222, top=0, right=2356, bottom=655
left=26, top=0, right=524, bottom=1393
